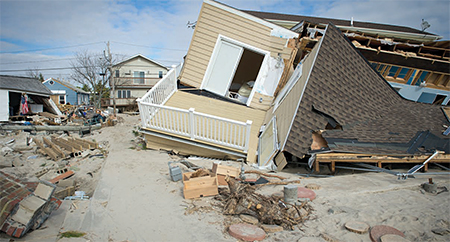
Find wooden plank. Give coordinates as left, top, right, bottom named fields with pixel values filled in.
left=68, top=138, right=90, bottom=149
left=51, top=137, right=76, bottom=152
left=212, top=163, right=240, bottom=178
left=43, top=137, right=66, bottom=158
left=182, top=172, right=219, bottom=199
left=73, top=137, right=98, bottom=149
left=34, top=139, right=59, bottom=161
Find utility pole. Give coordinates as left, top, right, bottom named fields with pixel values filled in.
left=105, top=41, right=116, bottom=116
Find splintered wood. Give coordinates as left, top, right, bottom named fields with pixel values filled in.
left=221, top=177, right=312, bottom=230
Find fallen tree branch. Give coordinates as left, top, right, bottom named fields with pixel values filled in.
left=245, top=170, right=287, bottom=180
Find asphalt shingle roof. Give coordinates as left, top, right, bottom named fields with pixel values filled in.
left=283, top=24, right=449, bottom=157
left=0, top=75, right=52, bottom=96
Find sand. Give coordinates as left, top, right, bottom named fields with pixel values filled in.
left=2, top=114, right=449, bottom=242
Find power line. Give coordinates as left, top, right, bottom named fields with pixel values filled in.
left=111, top=41, right=187, bottom=52
left=0, top=42, right=105, bottom=54
left=0, top=57, right=76, bottom=65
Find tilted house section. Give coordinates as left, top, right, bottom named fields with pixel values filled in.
left=268, top=24, right=449, bottom=170
left=138, top=0, right=299, bottom=163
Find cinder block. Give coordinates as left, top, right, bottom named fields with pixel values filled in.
left=34, top=183, right=55, bottom=200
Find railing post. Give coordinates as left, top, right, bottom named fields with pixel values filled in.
left=244, top=120, right=252, bottom=152
left=189, top=108, right=195, bottom=140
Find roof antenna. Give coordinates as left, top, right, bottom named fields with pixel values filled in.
left=421, top=19, right=430, bottom=32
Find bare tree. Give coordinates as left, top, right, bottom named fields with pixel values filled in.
left=26, top=68, right=44, bottom=82
left=70, top=50, right=109, bottom=109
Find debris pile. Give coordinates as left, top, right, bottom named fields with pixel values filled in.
left=220, top=177, right=312, bottom=230
left=0, top=172, right=62, bottom=238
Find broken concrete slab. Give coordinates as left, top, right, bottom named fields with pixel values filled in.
left=11, top=196, right=46, bottom=226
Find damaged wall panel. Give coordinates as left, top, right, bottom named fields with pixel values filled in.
left=179, top=0, right=295, bottom=88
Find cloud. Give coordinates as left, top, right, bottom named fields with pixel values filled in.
left=1, top=0, right=448, bottom=79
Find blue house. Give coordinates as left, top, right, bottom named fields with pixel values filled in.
left=43, top=78, right=90, bottom=105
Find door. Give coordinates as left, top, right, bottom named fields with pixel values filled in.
left=203, top=41, right=243, bottom=96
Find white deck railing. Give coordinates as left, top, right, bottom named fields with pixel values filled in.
left=137, top=65, right=253, bottom=153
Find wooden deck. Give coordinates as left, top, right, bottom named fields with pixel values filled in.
left=315, top=153, right=450, bottom=173
left=156, top=90, right=267, bottom=163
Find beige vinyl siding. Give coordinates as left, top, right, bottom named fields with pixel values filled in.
left=270, top=44, right=319, bottom=149
left=180, top=1, right=290, bottom=88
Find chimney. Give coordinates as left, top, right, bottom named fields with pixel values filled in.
left=351, top=17, right=354, bottom=26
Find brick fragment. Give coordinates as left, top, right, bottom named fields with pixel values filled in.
left=13, top=227, right=24, bottom=238
left=6, top=226, right=16, bottom=236
left=49, top=170, right=74, bottom=184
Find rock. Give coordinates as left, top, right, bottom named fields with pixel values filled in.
left=260, top=224, right=283, bottom=233
left=228, top=223, right=266, bottom=241
left=370, top=225, right=405, bottom=242
left=240, top=214, right=259, bottom=225
left=345, top=220, right=370, bottom=234
left=380, top=234, right=411, bottom=242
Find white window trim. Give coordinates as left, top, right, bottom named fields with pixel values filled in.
left=59, top=95, right=66, bottom=104
left=200, top=34, right=270, bottom=106
left=133, top=71, right=146, bottom=84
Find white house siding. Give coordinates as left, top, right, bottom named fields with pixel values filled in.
left=0, top=90, right=9, bottom=121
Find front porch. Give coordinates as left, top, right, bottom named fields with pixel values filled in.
left=137, top=68, right=267, bottom=162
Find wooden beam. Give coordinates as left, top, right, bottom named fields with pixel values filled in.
left=68, top=138, right=91, bottom=149
left=73, top=137, right=99, bottom=149
left=43, top=137, right=66, bottom=158
left=34, top=139, right=59, bottom=161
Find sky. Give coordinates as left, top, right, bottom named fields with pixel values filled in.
left=1, top=0, right=449, bottom=81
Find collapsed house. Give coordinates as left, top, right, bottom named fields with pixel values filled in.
left=244, top=10, right=450, bottom=105
left=137, top=0, right=449, bottom=170
left=0, top=75, right=62, bottom=122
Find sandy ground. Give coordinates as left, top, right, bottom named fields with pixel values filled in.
left=2, top=114, right=450, bottom=242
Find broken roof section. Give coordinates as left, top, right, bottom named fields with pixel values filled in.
left=243, top=10, right=442, bottom=42
left=273, top=24, right=449, bottom=159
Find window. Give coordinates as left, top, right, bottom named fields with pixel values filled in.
left=134, top=71, right=145, bottom=84
left=159, top=71, right=163, bottom=78
left=117, top=90, right=131, bottom=98
left=415, top=71, right=429, bottom=86
left=406, top=70, right=417, bottom=85
left=397, top=68, right=409, bottom=79
left=387, top=66, right=399, bottom=77
left=115, top=70, right=120, bottom=77
left=417, top=92, right=436, bottom=104
left=59, top=95, right=65, bottom=104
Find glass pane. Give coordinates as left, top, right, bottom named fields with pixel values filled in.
left=397, top=68, right=409, bottom=79
left=387, top=66, right=399, bottom=77
left=407, top=70, right=417, bottom=84
left=118, top=90, right=122, bottom=98
left=417, top=92, right=436, bottom=104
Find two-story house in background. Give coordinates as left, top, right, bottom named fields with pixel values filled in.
left=43, top=78, right=90, bottom=105
left=107, top=54, right=169, bottom=111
